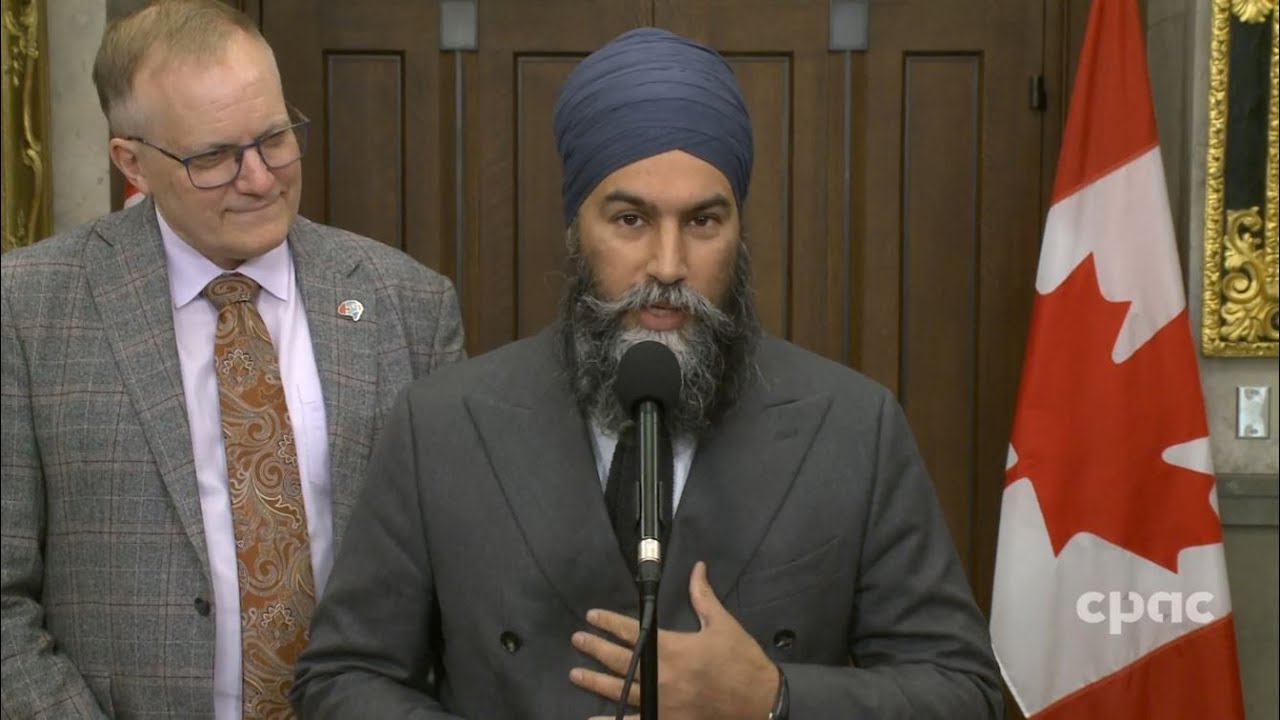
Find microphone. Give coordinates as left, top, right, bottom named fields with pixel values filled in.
left=615, top=340, right=680, bottom=591
left=613, top=340, right=680, bottom=720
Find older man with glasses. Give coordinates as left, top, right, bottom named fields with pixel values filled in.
left=0, top=1, right=465, bottom=718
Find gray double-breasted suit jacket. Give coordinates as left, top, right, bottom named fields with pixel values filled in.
left=292, top=329, right=1003, bottom=719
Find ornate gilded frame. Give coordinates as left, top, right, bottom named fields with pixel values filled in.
left=1203, top=0, right=1279, bottom=356
left=1, top=0, right=50, bottom=253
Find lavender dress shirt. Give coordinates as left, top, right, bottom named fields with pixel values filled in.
left=158, top=210, right=331, bottom=720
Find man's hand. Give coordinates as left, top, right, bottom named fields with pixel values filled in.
left=569, top=561, right=779, bottom=720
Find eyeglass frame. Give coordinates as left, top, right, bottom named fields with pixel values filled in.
left=121, top=104, right=311, bottom=190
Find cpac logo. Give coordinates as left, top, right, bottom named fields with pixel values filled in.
left=1076, top=591, right=1216, bottom=635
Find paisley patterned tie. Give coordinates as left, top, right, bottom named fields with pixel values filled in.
left=205, top=273, right=313, bottom=719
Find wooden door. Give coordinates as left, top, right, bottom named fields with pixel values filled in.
left=848, top=1, right=1048, bottom=615
left=463, top=0, right=650, bottom=352
left=251, top=1, right=1073, bottom=623
left=654, top=0, right=843, bottom=360
left=255, top=0, right=450, bottom=274
left=646, top=1, right=1050, bottom=616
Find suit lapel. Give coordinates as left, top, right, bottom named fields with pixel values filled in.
left=85, top=200, right=209, bottom=577
left=291, top=224, right=378, bottom=547
left=465, top=333, right=637, bottom=620
left=658, top=382, right=832, bottom=629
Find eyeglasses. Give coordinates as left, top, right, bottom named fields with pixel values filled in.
left=125, top=105, right=311, bottom=190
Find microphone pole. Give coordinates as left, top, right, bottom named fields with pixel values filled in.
left=616, top=338, right=686, bottom=717
left=635, top=397, right=662, bottom=720
left=614, top=340, right=680, bottom=720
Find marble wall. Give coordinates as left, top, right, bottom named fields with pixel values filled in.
left=1177, top=2, right=1279, bottom=715
left=1178, top=0, right=1280, bottom=479
left=47, top=0, right=109, bottom=232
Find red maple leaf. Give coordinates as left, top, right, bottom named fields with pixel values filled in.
left=1007, top=254, right=1222, bottom=572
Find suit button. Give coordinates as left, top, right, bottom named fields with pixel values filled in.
left=500, top=631, right=522, bottom=654
left=773, top=629, right=795, bottom=649
left=193, top=597, right=211, bottom=617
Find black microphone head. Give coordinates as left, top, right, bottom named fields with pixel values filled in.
left=615, top=340, right=682, bottom=413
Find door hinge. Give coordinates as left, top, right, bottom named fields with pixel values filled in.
left=1029, top=74, right=1047, bottom=112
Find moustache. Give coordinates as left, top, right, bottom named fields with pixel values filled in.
left=579, top=280, right=730, bottom=325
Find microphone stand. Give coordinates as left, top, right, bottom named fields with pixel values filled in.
left=613, top=340, right=679, bottom=720
left=635, top=400, right=664, bottom=720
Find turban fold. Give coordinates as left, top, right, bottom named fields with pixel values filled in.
left=553, top=28, right=754, bottom=225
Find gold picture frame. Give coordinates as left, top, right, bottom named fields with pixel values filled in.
left=1202, top=0, right=1279, bottom=357
left=1, top=0, right=50, bottom=254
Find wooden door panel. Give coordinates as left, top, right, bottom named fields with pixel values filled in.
left=467, top=0, right=650, bottom=353
left=252, top=5, right=1091, bottom=643
left=729, top=56, right=790, bottom=339
left=900, top=55, right=982, bottom=561
left=514, top=57, right=577, bottom=338
left=259, top=1, right=443, bottom=271
left=850, top=2, right=1047, bottom=614
left=325, top=54, right=405, bottom=249
left=657, top=0, right=842, bottom=359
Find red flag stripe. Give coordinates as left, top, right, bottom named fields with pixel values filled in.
left=1036, top=616, right=1246, bottom=720
left=1050, top=0, right=1159, bottom=204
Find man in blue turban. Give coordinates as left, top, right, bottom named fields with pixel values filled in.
left=294, top=28, right=1002, bottom=720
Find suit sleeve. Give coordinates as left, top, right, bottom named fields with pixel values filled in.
left=426, top=281, right=466, bottom=372
left=780, top=393, right=1004, bottom=719
left=291, top=391, right=462, bottom=719
left=1, top=283, right=110, bottom=719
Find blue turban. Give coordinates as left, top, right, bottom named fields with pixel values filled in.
left=553, top=28, right=753, bottom=225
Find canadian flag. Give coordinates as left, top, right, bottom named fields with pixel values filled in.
left=990, top=0, right=1246, bottom=717
left=123, top=179, right=145, bottom=208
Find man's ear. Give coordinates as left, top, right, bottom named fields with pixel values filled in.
left=108, top=138, right=151, bottom=195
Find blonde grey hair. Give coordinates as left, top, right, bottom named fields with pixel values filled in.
left=92, top=0, right=273, bottom=135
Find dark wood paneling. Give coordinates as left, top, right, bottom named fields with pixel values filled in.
left=261, top=0, right=441, bottom=270
left=727, top=56, right=790, bottom=339
left=1041, top=0, right=1094, bottom=220
left=970, top=3, right=1053, bottom=621
left=854, top=3, right=1049, bottom=624
left=858, top=13, right=907, bottom=392
left=515, top=57, right=577, bottom=338
left=840, top=51, right=869, bottom=369
left=438, top=52, right=463, bottom=288
left=467, top=0, right=649, bottom=354
left=325, top=53, right=403, bottom=250
left=255, top=9, right=1095, bottom=661
left=901, top=55, right=981, bottom=561
left=657, top=0, right=840, bottom=360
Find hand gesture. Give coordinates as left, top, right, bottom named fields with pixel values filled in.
left=570, top=561, right=779, bottom=720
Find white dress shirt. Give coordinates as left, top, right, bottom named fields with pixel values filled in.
left=590, top=423, right=696, bottom=512
left=159, top=210, right=332, bottom=720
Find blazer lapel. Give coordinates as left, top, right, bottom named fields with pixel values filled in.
left=465, top=333, right=637, bottom=620
left=658, top=384, right=832, bottom=629
left=291, top=225, right=377, bottom=546
left=84, top=200, right=209, bottom=577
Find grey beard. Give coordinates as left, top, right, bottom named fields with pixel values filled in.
left=558, top=229, right=761, bottom=438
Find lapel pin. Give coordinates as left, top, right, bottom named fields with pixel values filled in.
left=337, top=299, right=364, bottom=322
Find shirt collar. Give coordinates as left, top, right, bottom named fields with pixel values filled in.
left=589, top=421, right=695, bottom=465
left=157, top=206, right=293, bottom=309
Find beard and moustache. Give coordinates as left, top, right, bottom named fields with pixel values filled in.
left=557, top=224, right=762, bottom=439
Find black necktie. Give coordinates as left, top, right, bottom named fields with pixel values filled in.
left=605, top=430, right=674, bottom=579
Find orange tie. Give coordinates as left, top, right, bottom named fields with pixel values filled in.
left=205, top=273, right=314, bottom=719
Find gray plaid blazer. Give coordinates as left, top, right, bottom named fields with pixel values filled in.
left=0, top=199, right=465, bottom=719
